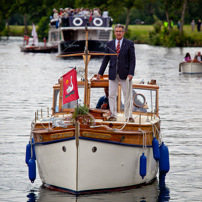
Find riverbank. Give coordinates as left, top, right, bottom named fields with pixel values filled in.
left=128, top=24, right=202, bottom=46
left=2, top=24, right=202, bottom=46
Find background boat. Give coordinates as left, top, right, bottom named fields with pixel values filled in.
left=20, top=44, right=58, bottom=53
left=20, top=24, right=58, bottom=53
left=179, top=61, right=202, bottom=74
left=48, top=16, right=113, bottom=56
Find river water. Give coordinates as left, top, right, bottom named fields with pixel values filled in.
left=0, top=37, right=202, bottom=202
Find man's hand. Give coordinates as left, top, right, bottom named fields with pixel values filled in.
left=127, top=75, right=133, bottom=81
left=97, top=74, right=101, bottom=80
left=101, top=103, right=107, bottom=109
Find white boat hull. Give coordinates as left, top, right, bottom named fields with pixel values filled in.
left=35, top=138, right=158, bottom=194
left=180, top=62, right=202, bottom=74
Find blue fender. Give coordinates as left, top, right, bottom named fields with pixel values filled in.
left=152, top=137, right=160, bottom=160
left=25, top=142, right=31, bottom=165
left=159, top=142, right=170, bottom=174
left=140, top=153, right=147, bottom=179
left=28, top=158, right=36, bottom=183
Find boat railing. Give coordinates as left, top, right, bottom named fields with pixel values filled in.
left=50, top=16, right=113, bottom=28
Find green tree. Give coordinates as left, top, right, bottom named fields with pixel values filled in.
left=13, top=0, right=45, bottom=35
left=108, top=0, right=143, bottom=32
left=37, top=16, right=49, bottom=40
left=179, top=0, right=187, bottom=35
left=0, top=0, right=15, bottom=33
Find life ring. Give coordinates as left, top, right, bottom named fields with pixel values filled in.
left=133, top=93, right=146, bottom=108
left=93, top=18, right=103, bottom=26
left=73, top=17, right=83, bottom=26
left=77, top=67, right=85, bottom=77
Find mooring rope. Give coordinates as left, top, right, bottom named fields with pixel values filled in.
left=124, top=77, right=133, bottom=120
left=139, top=128, right=147, bottom=151
left=30, top=122, right=36, bottom=159
left=150, top=120, right=162, bottom=143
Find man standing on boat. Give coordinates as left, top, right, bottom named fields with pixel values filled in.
left=97, top=24, right=136, bottom=122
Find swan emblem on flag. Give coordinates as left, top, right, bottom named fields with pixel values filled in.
left=66, top=76, right=74, bottom=94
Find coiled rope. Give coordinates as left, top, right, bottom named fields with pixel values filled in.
left=124, top=77, right=133, bottom=120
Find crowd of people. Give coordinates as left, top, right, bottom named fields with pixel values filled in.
left=164, top=19, right=202, bottom=32
left=50, top=7, right=110, bottom=27
left=51, top=7, right=108, bottom=20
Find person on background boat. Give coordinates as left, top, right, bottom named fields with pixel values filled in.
left=194, top=52, right=202, bottom=61
left=93, top=8, right=101, bottom=17
left=69, top=9, right=74, bottom=17
left=184, top=53, right=191, bottom=62
left=96, top=24, right=136, bottom=122
left=96, top=87, right=109, bottom=109
left=102, top=8, right=109, bottom=18
left=52, top=8, right=56, bottom=18
left=53, top=9, right=59, bottom=19
left=59, top=8, right=64, bottom=16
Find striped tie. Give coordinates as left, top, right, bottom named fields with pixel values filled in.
left=116, top=40, right=120, bottom=55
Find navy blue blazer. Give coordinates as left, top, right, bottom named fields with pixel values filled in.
left=98, top=38, right=136, bottom=80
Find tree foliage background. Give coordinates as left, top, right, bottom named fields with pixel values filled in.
left=1, top=0, right=202, bottom=25
left=1, top=0, right=202, bottom=44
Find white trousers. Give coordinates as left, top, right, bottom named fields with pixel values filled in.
left=109, top=74, right=132, bottom=118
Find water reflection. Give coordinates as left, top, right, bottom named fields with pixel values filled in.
left=27, top=179, right=170, bottom=202
left=158, top=174, right=170, bottom=202
left=27, top=190, right=37, bottom=202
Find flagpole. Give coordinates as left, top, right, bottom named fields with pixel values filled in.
left=75, top=97, right=79, bottom=192
left=83, top=25, right=90, bottom=107
left=76, top=99, right=78, bottom=121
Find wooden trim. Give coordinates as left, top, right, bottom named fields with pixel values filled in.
left=59, top=78, right=63, bottom=112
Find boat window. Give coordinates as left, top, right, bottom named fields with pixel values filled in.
left=50, top=31, right=59, bottom=42
left=90, top=88, right=107, bottom=108
left=62, top=101, right=77, bottom=109
left=62, top=87, right=84, bottom=109
left=54, top=89, right=60, bottom=112
left=63, top=30, right=75, bottom=41
left=121, top=89, right=157, bottom=113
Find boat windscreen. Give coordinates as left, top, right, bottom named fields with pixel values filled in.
left=121, top=88, right=157, bottom=114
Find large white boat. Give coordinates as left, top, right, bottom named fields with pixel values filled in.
left=48, top=16, right=113, bottom=56
left=25, top=31, right=169, bottom=194
left=179, top=61, right=202, bottom=74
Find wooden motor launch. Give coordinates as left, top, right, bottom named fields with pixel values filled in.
left=25, top=26, right=170, bottom=194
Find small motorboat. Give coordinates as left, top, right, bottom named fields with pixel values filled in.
left=179, top=60, right=202, bottom=74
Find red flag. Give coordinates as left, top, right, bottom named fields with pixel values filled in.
left=63, top=69, right=79, bottom=104
left=24, top=35, right=29, bottom=45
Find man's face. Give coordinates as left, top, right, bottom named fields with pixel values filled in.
left=104, top=87, right=109, bottom=97
left=114, top=27, right=125, bottom=40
